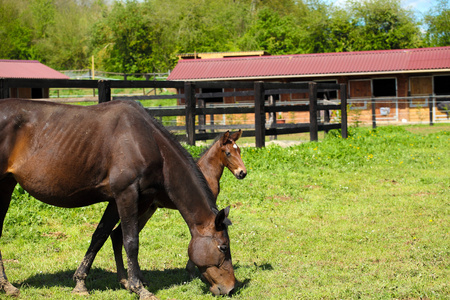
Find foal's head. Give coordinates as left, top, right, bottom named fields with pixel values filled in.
left=219, top=130, right=247, bottom=180
left=188, top=206, right=235, bottom=296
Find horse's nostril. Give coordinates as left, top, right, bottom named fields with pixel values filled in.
left=239, top=171, right=247, bottom=179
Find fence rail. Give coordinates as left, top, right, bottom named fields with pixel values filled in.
left=346, top=95, right=450, bottom=127
left=59, top=69, right=170, bottom=81
left=0, top=78, right=348, bottom=147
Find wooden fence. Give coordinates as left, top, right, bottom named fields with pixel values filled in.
left=0, top=78, right=348, bottom=147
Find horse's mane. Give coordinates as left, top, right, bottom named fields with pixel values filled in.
left=141, top=106, right=218, bottom=212
left=197, top=133, right=224, bottom=161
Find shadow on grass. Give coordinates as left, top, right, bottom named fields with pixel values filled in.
left=19, top=267, right=192, bottom=294
left=19, top=263, right=267, bottom=295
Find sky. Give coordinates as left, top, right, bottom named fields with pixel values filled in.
left=327, top=0, right=438, bottom=17
left=402, top=0, right=437, bottom=15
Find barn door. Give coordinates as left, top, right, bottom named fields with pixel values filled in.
left=348, top=80, right=371, bottom=109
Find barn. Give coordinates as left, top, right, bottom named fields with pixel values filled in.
left=0, top=59, right=69, bottom=99
left=168, top=46, right=450, bottom=123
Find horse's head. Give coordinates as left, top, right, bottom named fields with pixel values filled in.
left=188, top=206, right=235, bottom=296
left=220, top=130, right=247, bottom=180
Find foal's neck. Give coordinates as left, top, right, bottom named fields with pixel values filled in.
left=197, top=142, right=224, bottom=198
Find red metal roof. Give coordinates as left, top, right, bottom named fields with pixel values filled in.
left=0, top=60, right=69, bottom=79
left=167, top=47, right=450, bottom=81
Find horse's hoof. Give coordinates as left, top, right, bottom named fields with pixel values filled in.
left=139, top=289, right=158, bottom=300
left=3, top=282, right=20, bottom=297
left=72, top=281, right=89, bottom=296
left=72, top=289, right=89, bottom=296
left=185, top=259, right=197, bottom=279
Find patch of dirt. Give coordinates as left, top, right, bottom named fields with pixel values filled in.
left=241, top=140, right=305, bottom=147
left=42, top=231, right=68, bottom=240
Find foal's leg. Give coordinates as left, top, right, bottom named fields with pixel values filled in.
left=0, top=178, right=20, bottom=296
left=72, top=201, right=120, bottom=295
left=111, top=203, right=157, bottom=289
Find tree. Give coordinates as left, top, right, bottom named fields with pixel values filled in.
left=36, top=0, right=104, bottom=70
left=90, top=0, right=178, bottom=73
left=0, top=0, right=40, bottom=60
left=238, top=7, right=302, bottom=54
left=172, top=0, right=252, bottom=54
left=296, top=0, right=347, bottom=53
left=345, top=0, right=422, bottom=50
left=423, top=0, right=450, bottom=46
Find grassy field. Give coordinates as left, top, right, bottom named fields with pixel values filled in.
left=1, top=124, right=449, bottom=299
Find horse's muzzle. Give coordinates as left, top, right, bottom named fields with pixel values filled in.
left=235, top=170, right=247, bottom=179
left=210, top=284, right=235, bottom=296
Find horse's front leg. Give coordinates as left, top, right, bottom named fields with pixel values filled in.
left=72, top=201, right=120, bottom=295
left=0, top=178, right=20, bottom=296
left=115, top=185, right=157, bottom=300
left=111, top=203, right=158, bottom=289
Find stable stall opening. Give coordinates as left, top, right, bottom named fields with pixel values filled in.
left=372, top=78, right=397, bottom=97
left=434, top=75, right=450, bottom=95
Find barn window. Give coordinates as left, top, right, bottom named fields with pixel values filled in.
left=434, top=75, right=450, bottom=95
left=265, top=93, right=279, bottom=101
left=372, top=78, right=396, bottom=97
left=316, top=80, right=338, bottom=100
left=31, top=88, right=44, bottom=99
left=200, top=88, right=223, bottom=103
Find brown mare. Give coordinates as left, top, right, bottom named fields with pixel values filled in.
left=0, top=99, right=236, bottom=299
left=109, top=130, right=246, bottom=288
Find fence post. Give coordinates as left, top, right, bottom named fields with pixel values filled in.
left=254, top=81, right=265, bottom=148
left=371, top=98, right=376, bottom=129
left=0, top=79, right=9, bottom=99
left=340, top=84, right=348, bottom=139
left=210, top=104, right=215, bottom=134
left=268, top=95, right=277, bottom=140
left=309, top=82, right=318, bottom=141
left=429, top=95, right=434, bottom=126
left=185, top=82, right=196, bottom=146
left=198, top=98, right=206, bottom=134
left=98, top=80, right=111, bottom=103
left=324, top=91, right=331, bottom=135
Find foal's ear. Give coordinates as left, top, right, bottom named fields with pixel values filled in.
left=215, top=206, right=232, bottom=230
left=221, top=131, right=230, bottom=146
left=230, top=129, right=242, bottom=142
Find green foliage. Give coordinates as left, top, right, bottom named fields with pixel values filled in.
left=35, top=0, right=103, bottom=69
left=91, top=0, right=167, bottom=72
left=345, top=0, right=422, bottom=50
left=239, top=8, right=302, bottom=54
left=0, top=0, right=37, bottom=60
left=0, top=0, right=106, bottom=69
left=1, top=0, right=446, bottom=72
left=423, top=0, right=450, bottom=46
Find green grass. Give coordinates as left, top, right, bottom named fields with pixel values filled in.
left=1, top=124, right=449, bottom=299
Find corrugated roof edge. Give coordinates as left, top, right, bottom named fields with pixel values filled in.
left=167, top=46, right=450, bottom=81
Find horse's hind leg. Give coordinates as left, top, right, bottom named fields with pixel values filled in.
left=72, top=201, right=120, bottom=295
left=111, top=203, right=157, bottom=289
left=0, top=177, right=20, bottom=296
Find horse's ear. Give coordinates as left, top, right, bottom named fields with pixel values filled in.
left=215, top=206, right=231, bottom=230
left=230, top=129, right=242, bottom=142
left=221, top=131, right=230, bottom=146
